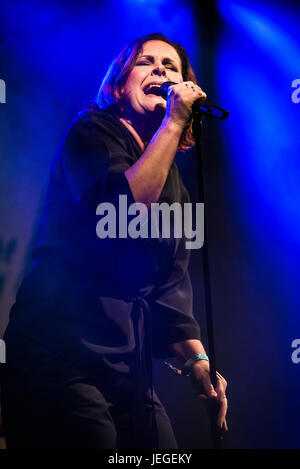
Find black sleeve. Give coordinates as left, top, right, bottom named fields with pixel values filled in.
left=62, top=111, right=136, bottom=209
left=149, top=226, right=201, bottom=359
left=59, top=110, right=157, bottom=289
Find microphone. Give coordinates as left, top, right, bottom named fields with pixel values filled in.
left=160, top=82, right=229, bottom=120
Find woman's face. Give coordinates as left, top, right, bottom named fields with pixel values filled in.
left=121, top=40, right=184, bottom=117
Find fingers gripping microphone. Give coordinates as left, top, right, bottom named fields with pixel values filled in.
left=160, top=82, right=229, bottom=120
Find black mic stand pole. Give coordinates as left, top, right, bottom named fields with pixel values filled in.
left=192, top=116, right=223, bottom=450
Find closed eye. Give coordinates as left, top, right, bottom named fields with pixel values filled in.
left=163, top=61, right=178, bottom=71
left=136, top=62, right=178, bottom=72
left=136, top=56, right=180, bottom=72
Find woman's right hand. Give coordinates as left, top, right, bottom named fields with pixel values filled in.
left=164, top=81, right=207, bottom=130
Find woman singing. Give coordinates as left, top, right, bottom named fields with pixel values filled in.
left=1, top=33, right=227, bottom=448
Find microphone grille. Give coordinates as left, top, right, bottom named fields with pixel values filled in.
left=160, top=81, right=176, bottom=99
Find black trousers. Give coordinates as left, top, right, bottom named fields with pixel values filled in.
left=0, top=337, right=177, bottom=449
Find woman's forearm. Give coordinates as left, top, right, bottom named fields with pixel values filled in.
left=170, top=339, right=208, bottom=364
left=125, top=119, right=183, bottom=207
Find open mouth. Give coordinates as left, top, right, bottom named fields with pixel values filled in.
left=143, top=83, right=163, bottom=96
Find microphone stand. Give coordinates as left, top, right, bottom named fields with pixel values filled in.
left=192, top=117, right=223, bottom=450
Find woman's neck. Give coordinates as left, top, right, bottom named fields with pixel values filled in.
left=119, top=110, right=164, bottom=152
left=119, top=118, right=146, bottom=152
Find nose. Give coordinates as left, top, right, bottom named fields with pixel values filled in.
left=151, top=64, right=167, bottom=77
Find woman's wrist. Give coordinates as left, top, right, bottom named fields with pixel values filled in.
left=192, top=358, right=210, bottom=372
left=189, top=359, right=210, bottom=384
left=180, top=353, right=209, bottom=376
left=171, top=339, right=207, bottom=364
left=161, top=116, right=185, bottom=136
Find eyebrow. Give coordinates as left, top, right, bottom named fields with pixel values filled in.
left=137, top=55, right=180, bottom=67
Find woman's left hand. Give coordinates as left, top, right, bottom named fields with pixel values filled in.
left=189, top=360, right=228, bottom=431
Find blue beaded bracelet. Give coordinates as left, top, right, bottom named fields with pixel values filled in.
left=164, top=353, right=209, bottom=377
left=181, top=353, right=209, bottom=376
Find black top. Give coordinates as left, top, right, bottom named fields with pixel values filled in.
left=4, top=108, right=201, bottom=377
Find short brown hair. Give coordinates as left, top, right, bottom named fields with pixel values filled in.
left=96, top=33, right=198, bottom=152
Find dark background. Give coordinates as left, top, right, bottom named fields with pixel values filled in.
left=0, top=0, right=299, bottom=449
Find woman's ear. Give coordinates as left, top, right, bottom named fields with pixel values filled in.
left=113, top=86, right=125, bottom=115
left=115, top=86, right=124, bottom=101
